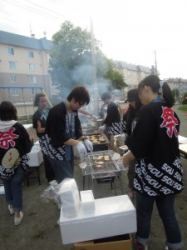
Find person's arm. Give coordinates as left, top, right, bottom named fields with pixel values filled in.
left=79, top=109, right=97, bottom=121
left=19, top=124, right=32, bottom=154
left=36, top=120, right=45, bottom=134
left=64, top=138, right=80, bottom=146
left=123, top=150, right=135, bottom=165
left=126, top=105, right=156, bottom=160
left=17, top=124, right=33, bottom=171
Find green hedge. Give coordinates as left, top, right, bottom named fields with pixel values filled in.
left=178, top=104, right=187, bottom=112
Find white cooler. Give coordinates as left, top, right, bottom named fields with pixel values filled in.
left=59, top=195, right=136, bottom=245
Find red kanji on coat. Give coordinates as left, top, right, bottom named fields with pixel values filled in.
left=0, top=128, right=19, bottom=149
left=160, top=107, right=179, bottom=138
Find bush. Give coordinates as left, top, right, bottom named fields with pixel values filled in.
left=178, top=104, right=187, bottom=112
left=182, top=92, right=187, bottom=104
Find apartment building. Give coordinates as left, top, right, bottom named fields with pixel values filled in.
left=115, top=61, right=153, bottom=89
left=0, top=30, right=52, bottom=117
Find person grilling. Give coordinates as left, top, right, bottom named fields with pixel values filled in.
left=41, top=86, right=93, bottom=183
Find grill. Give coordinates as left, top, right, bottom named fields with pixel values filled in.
left=83, top=150, right=124, bottom=178
left=81, top=150, right=126, bottom=192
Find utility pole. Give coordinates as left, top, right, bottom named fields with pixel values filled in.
left=90, top=18, right=99, bottom=115
left=154, top=50, right=158, bottom=75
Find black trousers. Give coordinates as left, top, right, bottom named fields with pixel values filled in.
left=48, top=158, right=74, bottom=183
left=43, top=155, right=55, bottom=182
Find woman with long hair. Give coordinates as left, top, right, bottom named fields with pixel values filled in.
left=123, top=75, right=183, bottom=250
left=103, top=102, right=125, bottom=139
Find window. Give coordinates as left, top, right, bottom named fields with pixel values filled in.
left=10, top=88, right=19, bottom=96
left=32, top=76, right=37, bottom=83
left=9, top=61, right=16, bottom=70
left=28, top=75, right=37, bottom=83
left=10, top=75, right=16, bottom=82
left=8, top=47, right=14, bottom=55
left=28, top=51, right=34, bottom=58
left=29, top=63, right=36, bottom=72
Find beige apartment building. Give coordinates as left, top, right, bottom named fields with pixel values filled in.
left=115, top=61, right=153, bottom=89
left=0, top=30, right=52, bottom=118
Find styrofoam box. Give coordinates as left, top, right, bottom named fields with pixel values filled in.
left=58, top=179, right=80, bottom=218
left=27, top=145, right=43, bottom=167
left=59, top=195, right=136, bottom=245
left=80, top=190, right=95, bottom=215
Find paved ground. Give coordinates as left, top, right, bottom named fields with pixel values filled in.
left=0, top=106, right=186, bottom=250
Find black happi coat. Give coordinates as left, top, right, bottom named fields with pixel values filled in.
left=0, top=123, right=32, bottom=179
left=40, top=102, right=82, bottom=160
left=32, top=108, right=49, bottom=137
left=126, top=101, right=183, bottom=196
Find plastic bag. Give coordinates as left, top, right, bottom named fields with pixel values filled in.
left=41, top=180, right=61, bottom=208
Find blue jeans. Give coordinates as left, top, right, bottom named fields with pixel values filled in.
left=136, top=192, right=183, bottom=249
left=3, top=166, right=24, bottom=212
left=49, top=158, right=74, bottom=183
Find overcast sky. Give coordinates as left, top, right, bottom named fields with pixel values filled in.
left=1, top=0, right=187, bottom=79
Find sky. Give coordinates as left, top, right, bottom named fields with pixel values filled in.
left=1, top=0, right=187, bottom=79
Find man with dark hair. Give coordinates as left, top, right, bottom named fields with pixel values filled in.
left=41, top=86, right=92, bottom=183
left=67, top=87, right=90, bottom=105
left=32, top=93, right=55, bottom=182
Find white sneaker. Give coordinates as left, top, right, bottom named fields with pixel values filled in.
left=8, top=204, right=14, bottom=215
left=14, top=211, right=24, bottom=226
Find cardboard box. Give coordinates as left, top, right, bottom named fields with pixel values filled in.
left=59, top=195, right=136, bottom=244
left=74, top=234, right=132, bottom=250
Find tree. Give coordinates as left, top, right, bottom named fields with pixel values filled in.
left=50, top=21, right=128, bottom=99
left=105, top=60, right=127, bottom=89
left=49, top=21, right=108, bottom=97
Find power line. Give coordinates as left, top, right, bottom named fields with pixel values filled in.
left=21, top=0, right=64, bottom=17
left=1, top=0, right=64, bottom=20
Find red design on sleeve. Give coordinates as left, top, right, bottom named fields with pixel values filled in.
left=160, top=107, right=179, bottom=138
left=0, top=128, right=19, bottom=149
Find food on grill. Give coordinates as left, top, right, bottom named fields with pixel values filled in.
left=95, top=164, right=104, bottom=168
left=97, top=156, right=104, bottom=160
left=104, top=155, right=110, bottom=161
left=95, top=161, right=104, bottom=164
left=87, top=135, right=106, bottom=144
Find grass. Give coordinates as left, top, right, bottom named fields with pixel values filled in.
left=178, top=104, right=187, bottom=112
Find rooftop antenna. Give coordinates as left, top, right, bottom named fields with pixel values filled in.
left=43, top=31, right=47, bottom=38
left=29, top=23, right=35, bottom=38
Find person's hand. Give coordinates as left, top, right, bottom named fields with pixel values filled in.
left=83, top=139, right=93, bottom=152
left=123, top=150, right=135, bottom=166
left=98, top=125, right=105, bottom=133
left=90, top=115, right=97, bottom=122
left=74, top=141, right=88, bottom=160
